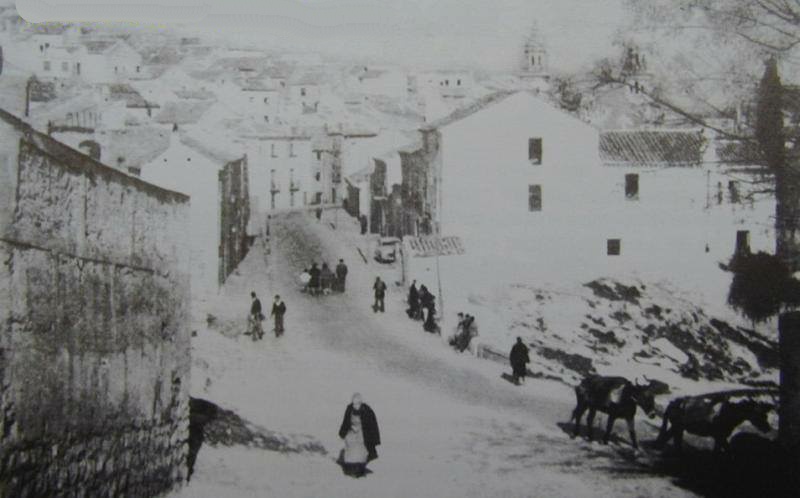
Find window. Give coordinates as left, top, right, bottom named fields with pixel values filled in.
left=136, top=66, right=140, bottom=73
left=528, top=138, right=542, bottom=164
left=43, top=61, right=51, bottom=71
left=625, top=173, right=639, bottom=199
left=736, top=230, right=750, bottom=255
left=729, top=180, right=740, bottom=203
left=528, top=185, right=542, bottom=211
left=61, top=61, right=68, bottom=72
left=264, top=115, right=269, bottom=123
left=300, top=87, right=307, bottom=97
left=270, top=143, right=277, bottom=158
left=607, top=239, right=621, bottom=256
left=264, top=97, right=269, bottom=104
left=66, top=112, right=73, bottom=125
left=289, top=142, right=296, bottom=157
left=315, top=151, right=322, bottom=160
left=457, top=79, right=461, bottom=86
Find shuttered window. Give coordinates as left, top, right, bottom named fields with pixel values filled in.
left=528, top=185, right=542, bottom=211
left=528, top=138, right=542, bottom=164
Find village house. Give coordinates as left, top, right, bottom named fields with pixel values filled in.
left=347, top=66, right=408, bottom=101
left=387, top=91, right=774, bottom=311
left=80, top=39, right=144, bottom=83
left=238, top=126, right=315, bottom=214
left=141, top=131, right=249, bottom=295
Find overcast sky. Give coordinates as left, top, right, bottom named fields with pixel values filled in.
left=17, top=0, right=626, bottom=71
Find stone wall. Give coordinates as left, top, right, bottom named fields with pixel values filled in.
left=0, top=109, right=191, bottom=497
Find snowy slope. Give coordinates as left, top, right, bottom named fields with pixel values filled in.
left=169, top=213, right=702, bottom=498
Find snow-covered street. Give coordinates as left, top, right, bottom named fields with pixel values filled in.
left=171, top=211, right=699, bottom=498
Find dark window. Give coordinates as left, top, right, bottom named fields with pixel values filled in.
left=729, top=180, right=740, bottom=203
left=271, top=143, right=277, bottom=158
left=607, top=239, right=621, bottom=256
left=625, top=173, right=639, bottom=199
left=528, top=185, right=542, bottom=211
left=528, top=138, right=542, bottom=164
left=136, top=65, right=140, bottom=73
left=300, top=87, right=306, bottom=96
left=43, top=61, right=51, bottom=71
left=736, top=230, right=750, bottom=255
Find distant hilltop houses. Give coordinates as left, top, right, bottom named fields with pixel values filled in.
left=0, top=8, right=776, bottom=300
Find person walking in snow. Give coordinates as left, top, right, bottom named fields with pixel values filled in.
left=336, top=259, right=349, bottom=293
left=373, top=277, right=387, bottom=313
left=320, top=262, right=335, bottom=295
left=509, top=337, right=530, bottom=385
left=449, top=312, right=466, bottom=348
left=248, top=291, right=265, bottom=340
left=407, top=280, right=421, bottom=320
left=299, top=268, right=311, bottom=293
left=271, top=295, right=287, bottom=337
left=309, top=263, right=321, bottom=296
left=338, top=393, right=380, bottom=478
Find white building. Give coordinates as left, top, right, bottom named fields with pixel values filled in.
left=240, top=127, right=315, bottom=214
left=140, top=133, right=244, bottom=298
left=400, top=91, right=774, bottom=311
left=347, top=66, right=408, bottom=100
left=80, top=40, right=143, bottom=84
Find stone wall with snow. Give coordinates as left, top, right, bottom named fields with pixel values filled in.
left=0, top=109, right=191, bottom=497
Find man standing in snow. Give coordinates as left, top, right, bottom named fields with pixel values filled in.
left=336, top=259, right=349, bottom=293
left=271, top=294, right=287, bottom=337
left=407, top=280, right=420, bottom=320
left=509, top=337, right=530, bottom=385
left=249, top=291, right=264, bottom=340
left=373, top=277, right=387, bottom=313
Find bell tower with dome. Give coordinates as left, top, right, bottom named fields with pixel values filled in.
left=519, top=23, right=550, bottom=91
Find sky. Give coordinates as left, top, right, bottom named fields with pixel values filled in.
left=15, top=0, right=627, bottom=72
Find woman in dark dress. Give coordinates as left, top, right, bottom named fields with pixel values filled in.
left=338, top=393, right=380, bottom=478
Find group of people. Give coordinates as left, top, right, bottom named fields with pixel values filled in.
left=405, top=280, right=440, bottom=333
left=300, top=259, right=349, bottom=295
left=248, top=292, right=287, bottom=339
left=448, top=312, right=479, bottom=353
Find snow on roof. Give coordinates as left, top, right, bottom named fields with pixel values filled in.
left=154, top=100, right=214, bottom=125
left=421, top=90, right=516, bottom=131
left=30, top=91, right=106, bottom=128
left=107, top=126, right=171, bottom=168
left=84, top=40, right=118, bottom=55
left=175, top=89, right=216, bottom=100
left=238, top=77, right=278, bottom=92
left=106, top=84, right=159, bottom=109
left=180, top=130, right=245, bottom=164
left=404, top=236, right=466, bottom=257
left=600, top=129, right=708, bottom=166
left=288, top=69, right=324, bottom=86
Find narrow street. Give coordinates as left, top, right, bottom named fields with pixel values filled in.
left=174, top=210, right=696, bottom=498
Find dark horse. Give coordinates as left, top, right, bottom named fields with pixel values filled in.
left=654, top=394, right=773, bottom=453
left=570, top=375, right=658, bottom=449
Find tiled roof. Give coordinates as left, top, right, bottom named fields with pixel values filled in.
left=421, top=91, right=516, bottom=131
left=600, top=129, right=707, bottom=165
left=154, top=100, right=214, bottom=125
left=404, top=236, right=466, bottom=257
left=84, top=40, right=117, bottom=55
